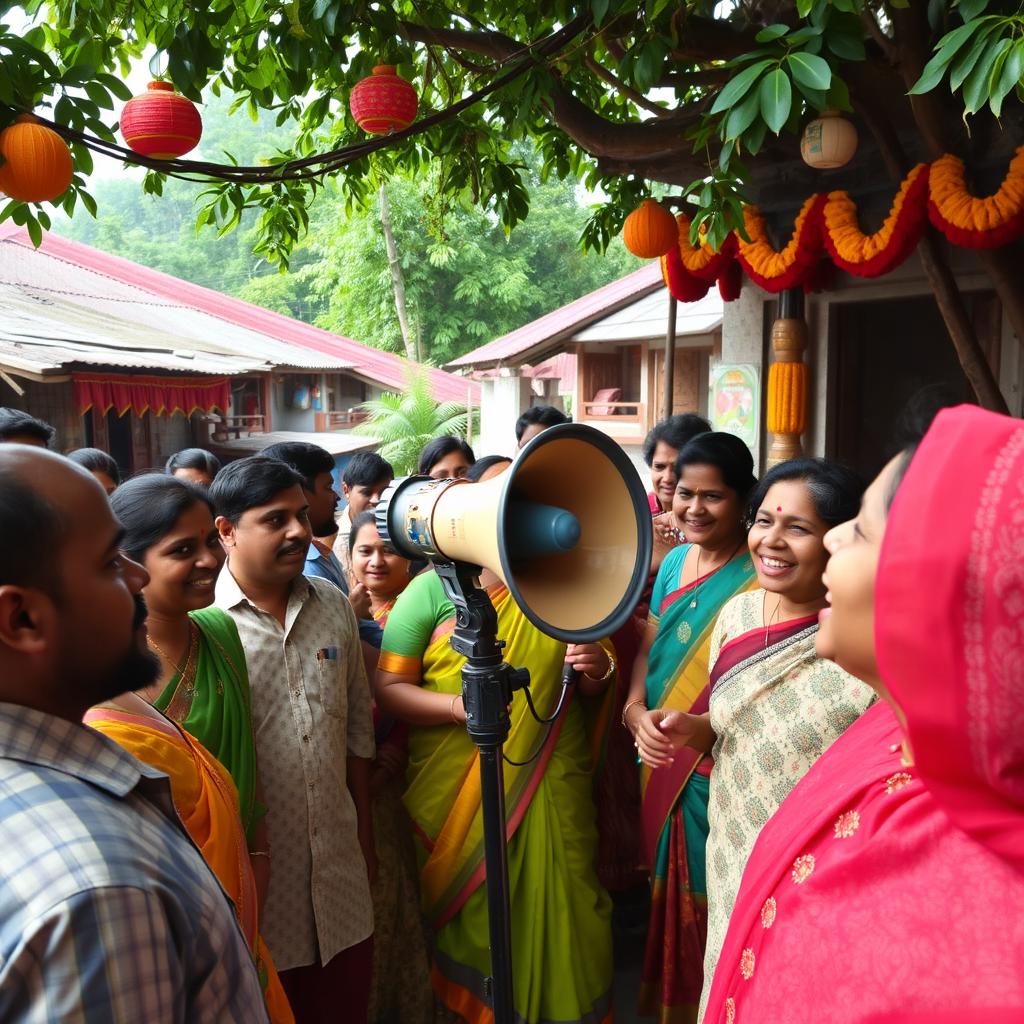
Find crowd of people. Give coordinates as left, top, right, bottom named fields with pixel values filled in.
left=0, top=396, right=1022, bottom=1024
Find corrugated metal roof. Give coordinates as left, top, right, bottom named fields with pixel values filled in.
left=446, top=262, right=665, bottom=369
left=0, top=292, right=272, bottom=375
left=574, top=286, right=721, bottom=342
left=0, top=226, right=478, bottom=402
left=0, top=239, right=350, bottom=373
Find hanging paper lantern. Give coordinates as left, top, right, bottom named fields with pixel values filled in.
left=349, top=65, right=419, bottom=134
left=0, top=115, right=73, bottom=203
left=623, top=198, right=678, bottom=258
left=120, top=81, right=202, bottom=159
left=800, top=110, right=858, bottom=170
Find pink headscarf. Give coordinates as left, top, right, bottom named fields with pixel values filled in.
left=877, top=404, right=1024, bottom=872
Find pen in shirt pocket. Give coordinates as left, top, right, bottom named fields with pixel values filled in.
left=316, top=646, right=339, bottom=663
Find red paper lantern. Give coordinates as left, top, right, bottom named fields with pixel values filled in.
left=0, top=114, right=73, bottom=203
left=623, top=198, right=678, bottom=258
left=120, top=81, right=202, bottom=159
left=349, top=65, right=418, bottom=135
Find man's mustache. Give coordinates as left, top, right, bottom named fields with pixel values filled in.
left=277, top=541, right=305, bottom=558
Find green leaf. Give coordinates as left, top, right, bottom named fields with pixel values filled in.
left=826, top=31, right=866, bottom=62
left=796, top=0, right=817, bottom=16
left=956, top=0, right=989, bottom=22
left=949, top=27, right=996, bottom=91
left=80, top=190, right=98, bottom=217
left=826, top=75, right=853, bottom=112
left=760, top=68, right=792, bottom=134
left=788, top=51, right=832, bottom=91
left=709, top=59, right=773, bottom=116
left=990, top=40, right=1024, bottom=117
left=723, top=86, right=761, bottom=140
left=910, top=49, right=955, bottom=95
left=26, top=215, right=42, bottom=248
left=963, top=36, right=1007, bottom=113
left=592, top=0, right=611, bottom=25
left=755, top=23, right=789, bottom=42
left=933, top=19, right=986, bottom=63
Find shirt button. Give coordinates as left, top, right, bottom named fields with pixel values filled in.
left=293, top=689, right=301, bottom=698
left=302, top=734, right=310, bottom=743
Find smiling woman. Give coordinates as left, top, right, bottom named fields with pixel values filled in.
left=678, top=458, right=876, bottom=1020
left=100, top=472, right=293, bottom=1022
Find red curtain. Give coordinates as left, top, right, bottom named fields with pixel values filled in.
left=73, top=373, right=230, bottom=418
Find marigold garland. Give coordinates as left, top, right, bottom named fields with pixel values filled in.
left=736, top=194, right=826, bottom=292
left=928, top=146, right=1024, bottom=249
left=646, top=146, right=1024, bottom=304
left=822, top=164, right=929, bottom=277
left=767, top=361, right=808, bottom=435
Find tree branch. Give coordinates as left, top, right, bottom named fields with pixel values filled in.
left=860, top=4, right=897, bottom=64
left=584, top=52, right=672, bottom=116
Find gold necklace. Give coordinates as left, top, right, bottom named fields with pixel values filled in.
left=149, top=620, right=198, bottom=681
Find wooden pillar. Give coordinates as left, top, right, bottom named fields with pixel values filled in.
left=766, top=289, right=809, bottom=466
left=663, top=295, right=678, bottom=420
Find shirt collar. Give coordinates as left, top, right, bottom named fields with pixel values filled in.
left=0, top=702, right=165, bottom=798
left=217, top=562, right=311, bottom=611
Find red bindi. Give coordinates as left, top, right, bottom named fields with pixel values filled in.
left=776, top=505, right=782, bottom=512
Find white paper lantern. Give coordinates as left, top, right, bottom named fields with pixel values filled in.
left=800, top=110, right=858, bottom=170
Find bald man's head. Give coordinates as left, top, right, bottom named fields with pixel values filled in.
left=0, top=446, right=84, bottom=595
left=0, top=446, right=158, bottom=719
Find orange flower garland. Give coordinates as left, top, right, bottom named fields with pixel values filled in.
left=646, top=147, right=1024, bottom=304
left=767, top=361, right=808, bottom=436
left=736, top=194, right=826, bottom=292
left=928, top=146, right=1024, bottom=248
left=822, top=164, right=929, bottom=277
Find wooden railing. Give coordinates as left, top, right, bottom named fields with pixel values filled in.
left=211, top=415, right=267, bottom=441
left=314, top=409, right=370, bottom=432
left=579, top=400, right=646, bottom=424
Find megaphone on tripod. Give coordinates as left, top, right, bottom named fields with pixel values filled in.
left=374, top=422, right=652, bottom=1024
left=375, top=422, right=653, bottom=642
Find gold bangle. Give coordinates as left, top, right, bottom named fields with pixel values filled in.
left=450, top=693, right=461, bottom=723
left=621, top=698, right=647, bottom=730
left=583, top=654, right=616, bottom=684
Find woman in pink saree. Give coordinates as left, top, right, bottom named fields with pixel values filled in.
left=703, top=405, right=1024, bottom=1023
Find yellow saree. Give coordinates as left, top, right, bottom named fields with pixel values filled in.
left=379, top=570, right=613, bottom=1024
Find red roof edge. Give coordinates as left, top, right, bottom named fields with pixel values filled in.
left=446, top=262, right=663, bottom=369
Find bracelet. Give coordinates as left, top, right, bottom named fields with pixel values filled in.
left=621, top=698, right=647, bottom=730
left=449, top=693, right=462, bottom=723
left=583, top=654, right=616, bottom=684
left=249, top=849, right=270, bottom=859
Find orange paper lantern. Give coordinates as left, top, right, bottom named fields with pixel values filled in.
left=349, top=65, right=419, bottom=134
left=120, top=81, right=202, bottom=159
left=0, top=115, right=73, bottom=203
left=623, top=199, right=678, bottom=258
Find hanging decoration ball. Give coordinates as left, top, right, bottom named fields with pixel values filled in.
left=349, top=65, right=419, bottom=134
left=623, top=198, right=679, bottom=258
left=800, top=110, right=858, bottom=170
left=120, top=81, right=202, bottom=159
left=0, top=115, right=74, bottom=203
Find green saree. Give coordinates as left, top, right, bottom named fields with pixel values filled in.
left=153, top=606, right=260, bottom=840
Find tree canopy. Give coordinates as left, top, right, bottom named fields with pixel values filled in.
left=3, top=0, right=1021, bottom=257
left=3, top=0, right=1023, bottom=407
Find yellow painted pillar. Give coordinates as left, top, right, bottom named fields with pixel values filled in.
left=766, top=290, right=809, bottom=466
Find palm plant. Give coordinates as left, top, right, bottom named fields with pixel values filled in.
left=355, top=365, right=476, bottom=475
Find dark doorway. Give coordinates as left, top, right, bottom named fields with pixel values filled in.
left=106, top=410, right=133, bottom=477
left=828, top=292, right=1001, bottom=480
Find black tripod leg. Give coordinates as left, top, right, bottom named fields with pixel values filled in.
left=478, top=744, right=515, bottom=1024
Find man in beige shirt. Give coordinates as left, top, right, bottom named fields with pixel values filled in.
left=210, top=455, right=375, bottom=1024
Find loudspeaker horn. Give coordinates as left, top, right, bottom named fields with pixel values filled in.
left=376, top=423, right=653, bottom=643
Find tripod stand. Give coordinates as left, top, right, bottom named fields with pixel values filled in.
left=434, top=560, right=530, bottom=1024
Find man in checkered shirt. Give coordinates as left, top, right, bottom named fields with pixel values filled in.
left=0, top=445, right=266, bottom=1023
